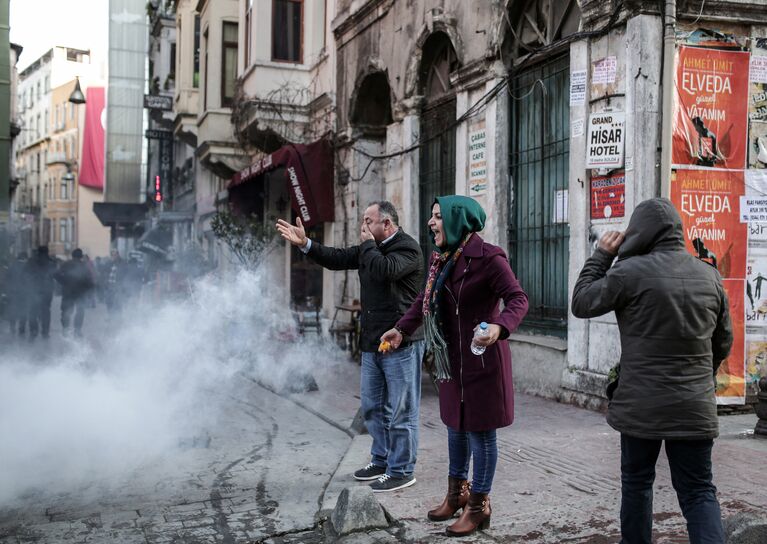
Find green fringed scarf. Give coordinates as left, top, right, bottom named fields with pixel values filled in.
left=422, top=233, right=473, bottom=381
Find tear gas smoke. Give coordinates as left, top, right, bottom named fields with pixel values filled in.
left=0, top=266, right=344, bottom=506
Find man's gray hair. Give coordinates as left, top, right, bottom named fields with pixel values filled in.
left=369, top=200, right=399, bottom=226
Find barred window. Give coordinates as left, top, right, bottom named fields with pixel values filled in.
left=508, top=55, right=570, bottom=336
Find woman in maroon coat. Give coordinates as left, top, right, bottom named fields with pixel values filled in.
left=382, top=195, right=528, bottom=536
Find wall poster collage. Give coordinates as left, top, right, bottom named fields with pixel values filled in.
left=669, top=32, right=767, bottom=403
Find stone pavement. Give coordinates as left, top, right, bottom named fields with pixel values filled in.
left=2, top=319, right=766, bottom=544
left=317, top=361, right=767, bottom=544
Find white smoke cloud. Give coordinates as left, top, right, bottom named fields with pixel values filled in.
left=0, top=267, right=343, bottom=506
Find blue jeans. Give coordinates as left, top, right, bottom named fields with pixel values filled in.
left=360, top=340, right=424, bottom=477
left=447, top=427, right=498, bottom=494
left=620, top=434, right=724, bottom=544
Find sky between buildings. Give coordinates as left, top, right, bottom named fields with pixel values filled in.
left=10, top=0, right=109, bottom=71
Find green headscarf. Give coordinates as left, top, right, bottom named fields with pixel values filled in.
left=430, top=195, right=487, bottom=249
left=423, top=195, right=487, bottom=381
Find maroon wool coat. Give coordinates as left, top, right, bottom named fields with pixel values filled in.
left=396, top=234, right=529, bottom=432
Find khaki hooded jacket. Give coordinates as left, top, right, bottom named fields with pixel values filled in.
left=572, top=198, right=733, bottom=440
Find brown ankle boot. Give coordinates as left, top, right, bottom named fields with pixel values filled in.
left=445, top=491, right=491, bottom=536
left=427, top=476, right=470, bottom=521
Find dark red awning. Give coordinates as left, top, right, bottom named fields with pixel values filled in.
left=228, top=139, right=335, bottom=227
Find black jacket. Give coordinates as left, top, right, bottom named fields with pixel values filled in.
left=24, top=254, right=57, bottom=301
left=55, top=259, right=95, bottom=300
left=572, top=198, right=733, bottom=440
left=307, top=229, right=424, bottom=352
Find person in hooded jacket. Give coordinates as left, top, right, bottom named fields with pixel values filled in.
left=381, top=195, right=528, bottom=537
left=55, top=248, right=96, bottom=337
left=571, top=198, right=733, bottom=544
left=24, top=245, right=57, bottom=339
left=4, top=252, right=30, bottom=335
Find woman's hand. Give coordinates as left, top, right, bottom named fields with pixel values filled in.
left=473, top=323, right=502, bottom=347
left=380, top=328, right=403, bottom=351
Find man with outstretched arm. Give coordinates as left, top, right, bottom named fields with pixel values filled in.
left=276, top=201, right=425, bottom=493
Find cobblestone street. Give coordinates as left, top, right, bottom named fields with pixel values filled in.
left=2, top=311, right=765, bottom=544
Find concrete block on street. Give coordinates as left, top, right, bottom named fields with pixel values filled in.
left=330, top=486, right=388, bottom=535
left=724, top=514, right=767, bottom=544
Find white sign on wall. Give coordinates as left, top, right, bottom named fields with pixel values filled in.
left=592, top=56, right=617, bottom=85
left=570, top=70, right=586, bottom=105
left=571, top=118, right=584, bottom=138
left=750, top=55, right=767, bottom=84
left=468, top=121, right=488, bottom=195
left=586, top=112, right=625, bottom=169
left=740, top=197, right=767, bottom=223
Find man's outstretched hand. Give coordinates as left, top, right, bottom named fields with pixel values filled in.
left=276, top=217, right=308, bottom=247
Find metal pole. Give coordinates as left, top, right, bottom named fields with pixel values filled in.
left=0, top=0, right=11, bottom=263
left=659, top=0, right=677, bottom=198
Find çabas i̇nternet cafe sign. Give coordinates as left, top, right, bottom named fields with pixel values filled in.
left=669, top=35, right=767, bottom=403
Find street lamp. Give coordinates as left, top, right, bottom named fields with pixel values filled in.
left=69, top=77, right=86, bottom=105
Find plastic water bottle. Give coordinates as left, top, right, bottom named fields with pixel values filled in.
left=471, top=322, right=489, bottom=355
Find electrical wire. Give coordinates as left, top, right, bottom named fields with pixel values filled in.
left=244, top=1, right=627, bottom=185
left=690, top=0, right=706, bottom=26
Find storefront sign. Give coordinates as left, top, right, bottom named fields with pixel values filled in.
left=145, top=129, right=172, bottom=140
left=586, top=112, right=625, bottom=169
left=590, top=172, right=625, bottom=219
left=468, top=121, right=487, bottom=195
left=158, top=137, right=173, bottom=195
left=229, top=139, right=335, bottom=227
left=143, top=94, right=173, bottom=111
left=672, top=46, right=750, bottom=169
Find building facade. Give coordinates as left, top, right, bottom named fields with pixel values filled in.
left=194, top=0, right=246, bottom=266
left=12, top=46, right=97, bottom=257
left=2, top=39, right=23, bottom=263
left=229, top=0, right=337, bottom=307
left=322, top=0, right=767, bottom=406
left=158, top=0, right=767, bottom=405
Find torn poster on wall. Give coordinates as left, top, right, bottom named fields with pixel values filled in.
left=671, top=169, right=747, bottom=280
left=672, top=45, right=750, bottom=170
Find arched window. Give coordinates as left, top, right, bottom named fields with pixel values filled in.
left=504, top=0, right=581, bottom=64
left=350, top=72, right=393, bottom=134
left=418, top=32, right=459, bottom=261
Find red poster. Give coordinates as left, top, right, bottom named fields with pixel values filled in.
left=670, top=170, right=747, bottom=280
left=590, top=172, right=625, bottom=219
left=672, top=46, right=750, bottom=169
left=718, top=279, right=746, bottom=401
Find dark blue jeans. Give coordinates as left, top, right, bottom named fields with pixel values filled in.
left=360, top=341, right=424, bottom=477
left=620, top=434, right=724, bottom=544
left=447, top=427, right=497, bottom=494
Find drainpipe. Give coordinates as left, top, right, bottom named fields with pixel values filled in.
left=659, top=0, right=676, bottom=197
left=0, top=0, right=10, bottom=263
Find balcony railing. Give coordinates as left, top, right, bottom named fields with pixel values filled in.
left=47, top=152, right=69, bottom=165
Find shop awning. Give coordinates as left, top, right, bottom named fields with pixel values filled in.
left=93, top=202, right=148, bottom=226
left=137, top=224, right=173, bottom=256
left=228, top=139, right=335, bottom=227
